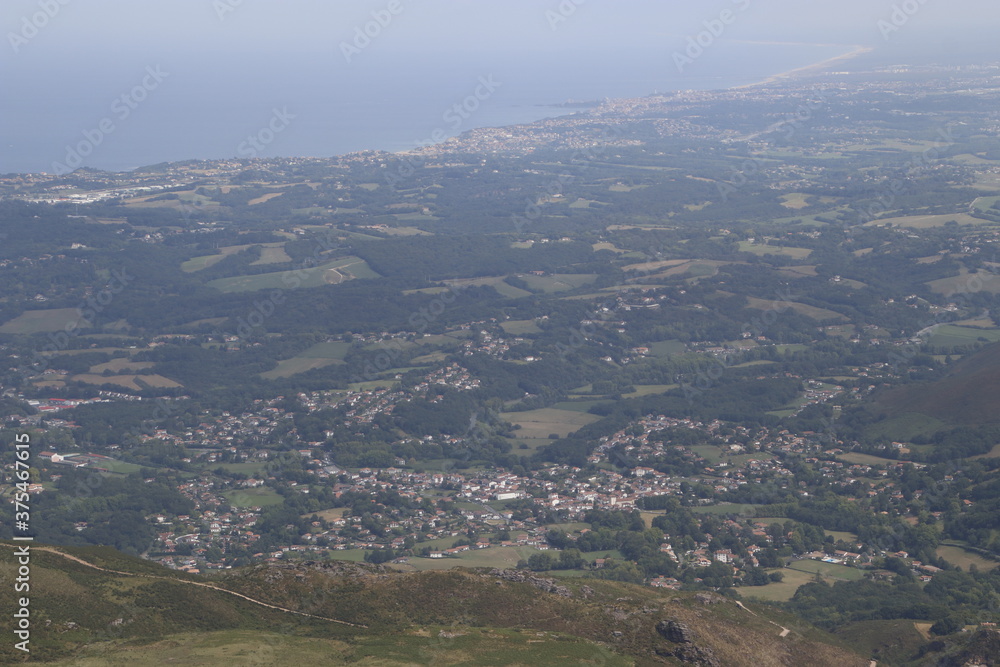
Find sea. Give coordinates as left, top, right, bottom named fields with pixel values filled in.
left=1, top=42, right=884, bottom=174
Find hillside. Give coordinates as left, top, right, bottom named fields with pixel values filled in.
left=0, top=541, right=870, bottom=666
left=874, top=342, right=1000, bottom=428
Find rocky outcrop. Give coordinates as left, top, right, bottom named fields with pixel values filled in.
left=656, top=620, right=720, bottom=667
left=488, top=569, right=572, bottom=597
left=657, top=620, right=694, bottom=644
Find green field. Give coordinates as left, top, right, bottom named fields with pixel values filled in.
left=443, top=276, right=532, bottom=299
left=518, top=273, right=597, bottom=294
left=738, top=242, right=813, bottom=259
left=69, top=373, right=182, bottom=391
left=690, top=503, right=760, bottom=516
left=649, top=340, right=686, bottom=357
left=742, top=568, right=817, bottom=602
left=865, top=412, right=946, bottom=441
left=261, top=357, right=344, bottom=379
left=501, top=408, right=600, bottom=439
left=209, top=462, right=268, bottom=474
left=0, top=308, right=89, bottom=334
left=824, top=530, right=860, bottom=544
left=780, top=193, right=811, bottom=209
left=89, top=359, right=154, bottom=373
left=836, top=452, right=911, bottom=466
left=207, top=257, right=379, bottom=293
left=746, top=296, right=846, bottom=322
left=399, top=547, right=540, bottom=572
left=787, top=559, right=864, bottom=581
left=621, top=384, right=678, bottom=398
left=500, top=319, right=542, bottom=335
left=251, top=243, right=292, bottom=265
left=181, top=242, right=291, bottom=272
left=224, top=487, right=285, bottom=507
left=926, top=324, right=1000, bottom=348
left=927, top=269, right=1000, bottom=296
left=181, top=253, right=228, bottom=272
left=936, top=543, right=999, bottom=571
left=298, top=341, right=352, bottom=359
left=48, top=628, right=632, bottom=667
left=95, top=459, right=144, bottom=474
left=550, top=399, right=613, bottom=413
left=869, top=213, right=988, bottom=228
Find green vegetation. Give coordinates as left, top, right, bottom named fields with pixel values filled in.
left=207, top=256, right=379, bottom=292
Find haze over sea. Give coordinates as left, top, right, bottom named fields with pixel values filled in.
left=0, top=41, right=931, bottom=174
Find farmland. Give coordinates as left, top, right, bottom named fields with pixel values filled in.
left=207, top=256, right=379, bottom=293
left=501, top=408, right=600, bottom=440
left=0, top=308, right=88, bottom=334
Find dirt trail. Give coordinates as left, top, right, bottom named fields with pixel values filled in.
left=2, top=543, right=366, bottom=628
left=735, top=600, right=789, bottom=637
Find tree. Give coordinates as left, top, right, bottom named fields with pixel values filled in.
left=930, top=615, right=964, bottom=636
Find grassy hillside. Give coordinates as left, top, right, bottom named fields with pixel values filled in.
left=0, top=541, right=874, bottom=666
left=875, top=342, right=1000, bottom=428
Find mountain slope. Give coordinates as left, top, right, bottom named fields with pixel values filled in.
left=0, top=541, right=868, bottom=666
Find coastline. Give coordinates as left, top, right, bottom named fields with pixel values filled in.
left=733, top=43, right=874, bottom=89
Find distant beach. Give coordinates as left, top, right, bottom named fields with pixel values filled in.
left=734, top=43, right=875, bottom=88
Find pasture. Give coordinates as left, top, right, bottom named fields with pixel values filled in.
left=442, top=276, right=532, bottom=299
left=501, top=408, right=599, bottom=440
left=787, top=559, right=864, bottom=581
left=869, top=213, right=987, bottom=228
left=500, top=319, right=543, bottom=335
left=223, top=487, right=285, bottom=507
left=0, top=308, right=87, bottom=334
left=926, top=324, right=1000, bottom=348
left=936, top=544, right=999, bottom=571
left=745, top=296, right=846, bottom=322
left=207, top=257, right=378, bottom=293
left=517, top=273, right=597, bottom=294
left=738, top=242, right=813, bottom=259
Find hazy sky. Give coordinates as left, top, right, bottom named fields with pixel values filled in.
left=3, top=0, right=995, bottom=61
left=2, top=1, right=995, bottom=172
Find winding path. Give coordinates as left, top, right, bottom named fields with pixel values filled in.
left=1, top=543, right=366, bottom=628
left=734, top=600, right=789, bottom=637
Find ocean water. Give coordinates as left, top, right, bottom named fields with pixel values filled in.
left=1, top=42, right=852, bottom=174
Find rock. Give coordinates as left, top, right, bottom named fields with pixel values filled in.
left=488, top=569, right=572, bottom=597
left=669, top=644, right=722, bottom=667
left=656, top=620, right=720, bottom=666
left=695, top=593, right=723, bottom=605
left=657, top=620, right=693, bottom=644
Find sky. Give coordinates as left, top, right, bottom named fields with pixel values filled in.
left=3, top=0, right=994, bottom=59
left=2, top=1, right=996, bottom=173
